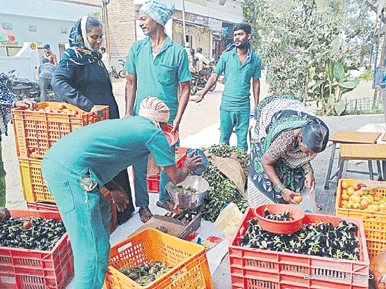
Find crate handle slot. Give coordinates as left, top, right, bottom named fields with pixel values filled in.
left=118, top=242, right=132, bottom=253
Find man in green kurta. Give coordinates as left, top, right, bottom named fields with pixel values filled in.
left=194, top=23, right=261, bottom=151
left=124, top=0, right=191, bottom=222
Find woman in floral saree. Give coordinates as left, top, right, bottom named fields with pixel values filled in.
left=249, top=95, right=329, bottom=205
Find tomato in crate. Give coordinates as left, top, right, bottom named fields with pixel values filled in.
left=12, top=102, right=109, bottom=159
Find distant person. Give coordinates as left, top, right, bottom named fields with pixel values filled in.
left=99, top=47, right=112, bottom=75
left=194, top=23, right=261, bottom=151
left=188, top=48, right=198, bottom=73
left=0, top=76, right=37, bottom=207
left=43, top=44, right=57, bottom=66
left=52, top=16, right=135, bottom=224
left=36, top=58, right=59, bottom=102
left=195, top=47, right=210, bottom=79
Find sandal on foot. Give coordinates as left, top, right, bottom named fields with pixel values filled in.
left=156, top=200, right=174, bottom=211
left=139, top=206, right=153, bottom=223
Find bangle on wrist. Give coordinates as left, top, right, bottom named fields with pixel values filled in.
left=304, top=166, right=313, bottom=174
left=273, top=183, right=285, bottom=193
left=181, top=166, right=191, bottom=174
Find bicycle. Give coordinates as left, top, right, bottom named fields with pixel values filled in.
left=110, top=66, right=119, bottom=79
left=118, top=60, right=127, bottom=78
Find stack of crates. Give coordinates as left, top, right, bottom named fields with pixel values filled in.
left=11, top=103, right=118, bottom=232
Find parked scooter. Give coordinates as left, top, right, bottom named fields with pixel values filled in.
left=190, top=65, right=216, bottom=95
left=1, top=70, right=40, bottom=101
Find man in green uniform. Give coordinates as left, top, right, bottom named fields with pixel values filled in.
left=41, top=97, right=201, bottom=289
left=124, top=0, right=191, bottom=222
left=194, top=23, right=261, bottom=151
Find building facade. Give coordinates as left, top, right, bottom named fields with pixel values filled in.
left=0, top=0, right=101, bottom=58
left=133, top=0, right=243, bottom=60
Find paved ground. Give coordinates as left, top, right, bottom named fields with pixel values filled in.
left=3, top=75, right=383, bottom=288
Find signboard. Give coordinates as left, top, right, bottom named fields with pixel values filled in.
left=222, top=27, right=229, bottom=35
left=208, top=18, right=222, bottom=32
left=190, top=14, right=208, bottom=26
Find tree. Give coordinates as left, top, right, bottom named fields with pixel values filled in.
left=243, top=0, right=371, bottom=114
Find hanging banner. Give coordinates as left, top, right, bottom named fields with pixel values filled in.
left=208, top=18, right=222, bottom=32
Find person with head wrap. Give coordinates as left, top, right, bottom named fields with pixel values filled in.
left=51, top=16, right=135, bottom=224
left=41, top=97, right=202, bottom=289
left=248, top=95, right=329, bottom=205
left=123, top=0, right=192, bottom=222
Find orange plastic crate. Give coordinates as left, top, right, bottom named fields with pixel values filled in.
left=19, top=158, right=52, bottom=203
left=12, top=102, right=109, bottom=159
left=336, top=179, right=386, bottom=261
left=104, top=228, right=213, bottom=289
left=0, top=209, right=73, bottom=289
left=229, top=208, right=370, bottom=289
left=26, top=186, right=118, bottom=234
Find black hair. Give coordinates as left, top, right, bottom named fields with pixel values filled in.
left=86, top=17, right=102, bottom=33
left=41, top=58, right=49, bottom=64
left=234, top=23, right=251, bottom=35
left=190, top=48, right=195, bottom=57
left=301, top=123, right=329, bottom=153
left=43, top=44, right=50, bottom=49
left=100, top=47, right=106, bottom=52
left=197, top=47, right=202, bottom=53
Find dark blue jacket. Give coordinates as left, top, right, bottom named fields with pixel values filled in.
left=52, top=61, right=120, bottom=119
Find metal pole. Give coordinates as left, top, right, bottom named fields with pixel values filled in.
left=103, top=2, right=111, bottom=57
left=182, top=0, right=187, bottom=47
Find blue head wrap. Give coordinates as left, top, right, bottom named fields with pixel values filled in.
left=58, top=16, right=102, bottom=67
left=140, top=0, right=175, bottom=27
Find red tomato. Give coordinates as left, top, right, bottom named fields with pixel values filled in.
left=23, top=221, right=32, bottom=229
left=292, top=195, right=302, bottom=204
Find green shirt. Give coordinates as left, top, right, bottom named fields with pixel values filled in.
left=214, top=48, right=261, bottom=111
left=124, top=36, right=192, bottom=123
left=44, top=117, right=175, bottom=186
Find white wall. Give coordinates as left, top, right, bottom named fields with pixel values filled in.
left=0, top=0, right=101, bottom=58
left=1, top=0, right=101, bottom=22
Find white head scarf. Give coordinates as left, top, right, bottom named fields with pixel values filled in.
left=138, top=97, right=170, bottom=128
left=81, top=16, right=94, bottom=51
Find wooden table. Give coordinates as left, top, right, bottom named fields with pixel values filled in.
left=324, top=131, right=381, bottom=189
left=339, top=143, right=386, bottom=181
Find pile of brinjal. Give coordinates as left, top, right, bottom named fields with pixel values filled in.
left=0, top=217, right=66, bottom=251
left=238, top=218, right=360, bottom=260
left=263, top=207, right=294, bottom=221
left=120, top=261, right=173, bottom=286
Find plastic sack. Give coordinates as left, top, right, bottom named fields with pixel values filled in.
left=370, top=249, right=386, bottom=289
left=214, top=203, right=244, bottom=240
left=293, top=187, right=319, bottom=213
left=186, top=149, right=208, bottom=175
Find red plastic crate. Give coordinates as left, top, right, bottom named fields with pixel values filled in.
left=0, top=209, right=73, bottom=289
left=133, top=147, right=189, bottom=193
left=229, top=208, right=370, bottom=289
left=26, top=186, right=118, bottom=234
left=12, top=102, right=109, bottom=159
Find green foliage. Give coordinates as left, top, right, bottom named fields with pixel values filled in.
left=359, top=69, right=374, bottom=81
left=243, top=0, right=366, bottom=114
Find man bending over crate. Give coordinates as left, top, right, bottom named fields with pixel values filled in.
left=41, top=97, right=202, bottom=289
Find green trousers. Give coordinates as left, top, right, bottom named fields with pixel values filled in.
left=220, top=109, right=250, bottom=151
left=41, top=159, right=111, bottom=289
left=133, top=143, right=177, bottom=207
left=0, top=141, right=6, bottom=207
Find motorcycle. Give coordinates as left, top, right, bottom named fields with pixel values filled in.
left=1, top=70, right=40, bottom=101
left=190, top=66, right=216, bottom=95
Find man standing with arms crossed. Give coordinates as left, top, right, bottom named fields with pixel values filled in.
left=124, top=0, right=191, bottom=222
left=194, top=23, right=261, bottom=152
